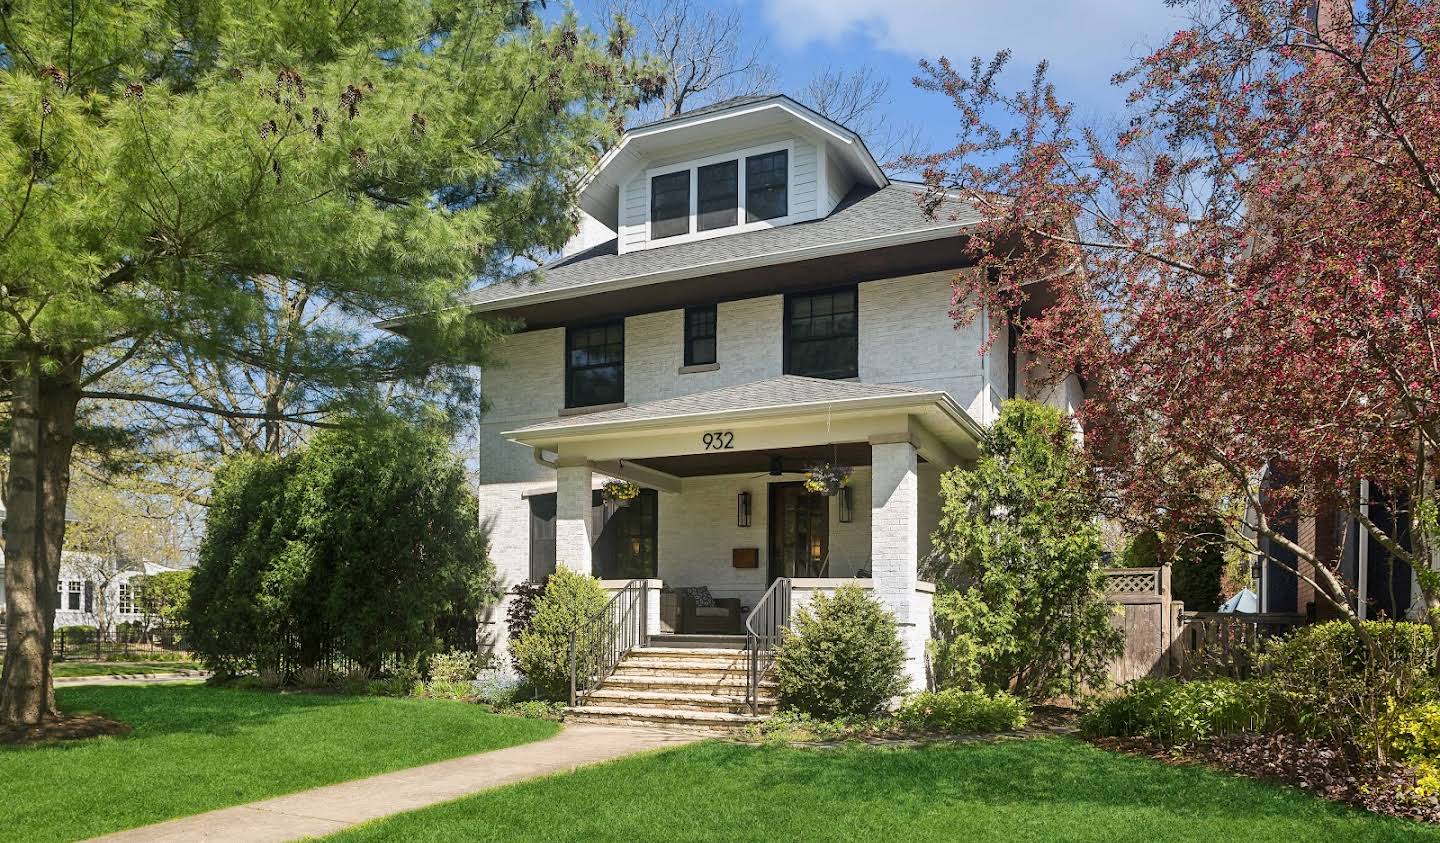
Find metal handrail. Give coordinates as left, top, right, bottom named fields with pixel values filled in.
left=569, top=578, right=648, bottom=707
left=744, top=577, right=791, bottom=715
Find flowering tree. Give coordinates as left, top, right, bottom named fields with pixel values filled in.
left=914, top=0, right=1439, bottom=641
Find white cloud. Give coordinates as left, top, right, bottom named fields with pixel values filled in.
left=761, top=0, right=1185, bottom=88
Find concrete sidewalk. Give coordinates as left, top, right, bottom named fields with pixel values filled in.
left=88, top=723, right=698, bottom=842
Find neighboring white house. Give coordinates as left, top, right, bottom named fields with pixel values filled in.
left=448, top=94, right=1081, bottom=716
left=0, top=502, right=182, bottom=631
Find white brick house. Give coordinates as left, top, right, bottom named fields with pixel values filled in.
left=459, top=95, right=1082, bottom=706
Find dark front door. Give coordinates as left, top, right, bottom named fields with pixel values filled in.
left=769, top=482, right=828, bottom=582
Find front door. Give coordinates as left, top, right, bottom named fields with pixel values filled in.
left=768, top=482, right=828, bottom=581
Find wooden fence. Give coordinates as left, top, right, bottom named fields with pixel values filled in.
left=1102, top=567, right=1304, bottom=683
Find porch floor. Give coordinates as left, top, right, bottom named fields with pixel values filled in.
left=648, top=633, right=748, bottom=650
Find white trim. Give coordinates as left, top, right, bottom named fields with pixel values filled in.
left=448, top=219, right=973, bottom=321
left=1358, top=478, right=1371, bottom=620
left=581, top=97, right=886, bottom=197
left=640, top=141, right=796, bottom=250
left=503, top=390, right=982, bottom=443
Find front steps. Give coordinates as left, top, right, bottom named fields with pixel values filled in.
left=566, top=640, right=776, bottom=733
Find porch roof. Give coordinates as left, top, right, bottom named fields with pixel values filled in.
left=503, top=376, right=983, bottom=468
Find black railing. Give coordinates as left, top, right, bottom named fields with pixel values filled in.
left=745, top=577, right=791, bottom=715
left=569, top=579, right=648, bottom=707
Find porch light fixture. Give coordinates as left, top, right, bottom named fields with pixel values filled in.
left=839, top=486, right=854, bottom=523
left=737, top=491, right=752, bottom=527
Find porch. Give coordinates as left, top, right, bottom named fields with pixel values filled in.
left=506, top=375, right=983, bottom=692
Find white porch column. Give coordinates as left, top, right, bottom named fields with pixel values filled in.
left=870, top=434, right=926, bottom=692
left=555, top=457, right=593, bottom=575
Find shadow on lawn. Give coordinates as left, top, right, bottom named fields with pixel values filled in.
left=39, top=684, right=412, bottom=745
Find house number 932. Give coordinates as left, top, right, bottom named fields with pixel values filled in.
left=702, top=431, right=734, bottom=450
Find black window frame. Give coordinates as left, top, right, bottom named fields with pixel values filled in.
left=745, top=150, right=788, bottom=223
left=684, top=304, right=718, bottom=367
left=784, top=287, right=858, bottom=380
left=696, top=160, right=738, bottom=232
left=649, top=170, right=691, bottom=239
left=565, top=320, right=625, bottom=409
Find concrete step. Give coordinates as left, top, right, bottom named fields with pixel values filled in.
left=565, top=704, right=767, bottom=734
left=587, top=688, right=776, bottom=714
left=601, top=673, right=776, bottom=694
left=633, top=646, right=757, bottom=659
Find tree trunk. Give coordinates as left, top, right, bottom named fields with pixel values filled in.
left=0, top=352, right=83, bottom=726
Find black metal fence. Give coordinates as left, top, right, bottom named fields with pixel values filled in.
left=53, top=625, right=191, bottom=662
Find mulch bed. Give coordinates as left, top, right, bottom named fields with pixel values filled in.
left=1090, top=732, right=1440, bottom=825
left=0, top=713, right=131, bottom=747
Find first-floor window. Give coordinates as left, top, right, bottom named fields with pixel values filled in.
left=593, top=488, right=658, bottom=579
left=118, top=582, right=135, bottom=616
left=67, top=580, right=82, bottom=611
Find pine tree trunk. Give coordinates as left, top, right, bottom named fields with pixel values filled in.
left=0, top=353, right=83, bottom=726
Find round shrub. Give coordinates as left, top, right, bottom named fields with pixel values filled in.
left=57, top=625, right=98, bottom=645
left=1263, top=620, right=1435, bottom=753
left=896, top=688, right=1028, bottom=734
left=510, top=568, right=609, bottom=701
left=775, top=584, right=907, bottom=719
left=1079, top=677, right=1272, bottom=745
left=427, top=649, right=480, bottom=684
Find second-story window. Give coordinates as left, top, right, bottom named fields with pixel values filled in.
left=567, top=321, right=624, bottom=408
left=650, top=171, right=690, bottom=239
left=684, top=305, right=717, bottom=366
left=746, top=150, right=788, bottom=222
left=786, top=288, right=858, bottom=379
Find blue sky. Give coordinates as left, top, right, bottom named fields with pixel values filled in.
left=566, top=0, right=1191, bottom=156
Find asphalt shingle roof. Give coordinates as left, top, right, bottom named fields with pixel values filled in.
left=508, top=376, right=933, bottom=435
left=462, top=183, right=979, bottom=310
left=631, top=94, right=782, bottom=130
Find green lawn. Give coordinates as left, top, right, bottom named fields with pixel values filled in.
left=52, top=660, right=202, bottom=678
left=1, top=684, right=560, bottom=843
left=330, top=738, right=1440, bottom=842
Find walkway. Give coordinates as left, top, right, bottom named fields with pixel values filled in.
left=88, top=723, right=698, bottom=842
left=55, top=672, right=209, bottom=687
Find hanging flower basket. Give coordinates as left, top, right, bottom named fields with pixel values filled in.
left=601, top=479, right=641, bottom=505
left=803, top=463, right=852, bottom=496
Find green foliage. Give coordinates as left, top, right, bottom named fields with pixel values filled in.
left=427, top=650, right=480, bottom=684
left=895, top=689, right=1029, bottom=734
left=926, top=400, right=1122, bottom=701
left=1171, top=521, right=1225, bottom=613
left=56, top=625, right=97, bottom=645
left=132, top=570, right=193, bottom=630
left=1119, top=530, right=1163, bottom=568
left=510, top=568, right=609, bottom=701
left=1393, top=702, right=1440, bottom=797
left=1079, top=678, right=1273, bottom=745
left=1263, top=621, right=1437, bottom=758
left=188, top=416, right=493, bottom=677
left=774, top=585, right=907, bottom=719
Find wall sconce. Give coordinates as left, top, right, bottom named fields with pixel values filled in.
left=839, top=486, right=854, bottom=523
left=737, top=490, right=752, bottom=527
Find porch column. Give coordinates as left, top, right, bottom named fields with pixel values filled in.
left=870, top=435, right=926, bottom=692
left=555, top=457, right=593, bottom=575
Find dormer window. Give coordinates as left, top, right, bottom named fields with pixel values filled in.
left=644, top=142, right=792, bottom=244
left=697, top=161, right=738, bottom=231
left=650, top=171, right=690, bottom=240
left=746, top=150, right=788, bottom=222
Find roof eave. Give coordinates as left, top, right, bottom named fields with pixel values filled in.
left=503, top=389, right=980, bottom=446
left=465, top=218, right=977, bottom=318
